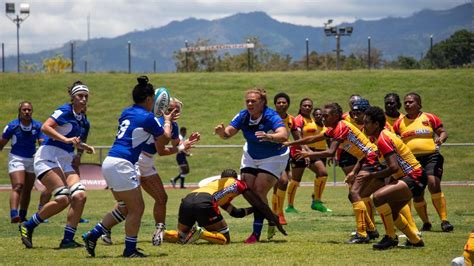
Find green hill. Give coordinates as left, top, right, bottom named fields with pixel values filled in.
left=0, top=69, right=473, bottom=183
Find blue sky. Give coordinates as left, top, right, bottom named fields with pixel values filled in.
left=0, top=0, right=469, bottom=56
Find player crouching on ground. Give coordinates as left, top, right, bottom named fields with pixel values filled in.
left=164, top=169, right=287, bottom=244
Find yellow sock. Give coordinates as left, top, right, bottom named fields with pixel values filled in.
left=287, top=181, right=300, bottom=206
left=352, top=201, right=368, bottom=237
left=414, top=200, right=430, bottom=224
left=314, top=176, right=328, bottom=201
left=276, top=188, right=286, bottom=215
left=464, top=232, right=474, bottom=265
left=431, top=192, right=448, bottom=221
left=164, top=230, right=179, bottom=243
left=200, top=231, right=227, bottom=245
left=399, top=203, right=419, bottom=234
left=376, top=203, right=396, bottom=238
left=394, top=215, right=421, bottom=244
left=271, top=192, right=278, bottom=213
left=362, top=197, right=376, bottom=231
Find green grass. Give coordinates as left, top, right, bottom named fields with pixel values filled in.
left=0, top=186, right=472, bottom=265
left=1, top=69, right=473, bottom=184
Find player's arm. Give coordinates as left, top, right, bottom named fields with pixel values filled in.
left=242, top=189, right=287, bottom=236
left=434, top=125, right=448, bottom=145
left=358, top=151, right=397, bottom=180
left=345, top=160, right=362, bottom=184
left=42, top=118, right=80, bottom=145
left=214, top=124, right=239, bottom=140
left=295, top=140, right=340, bottom=160
left=221, top=203, right=254, bottom=218
left=0, top=137, right=9, bottom=151
left=255, top=126, right=288, bottom=143
left=284, top=132, right=326, bottom=146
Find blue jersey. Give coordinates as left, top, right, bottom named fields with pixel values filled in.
left=142, top=117, right=179, bottom=155
left=108, top=104, right=165, bottom=164
left=42, top=103, right=87, bottom=153
left=2, top=119, right=43, bottom=158
left=230, top=106, right=287, bottom=159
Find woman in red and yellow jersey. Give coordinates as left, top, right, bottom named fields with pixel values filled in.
left=163, top=169, right=286, bottom=245
left=286, top=102, right=382, bottom=244
left=285, top=98, right=332, bottom=214
left=393, top=92, right=453, bottom=232
left=360, top=106, right=426, bottom=250
left=384, top=93, right=403, bottom=132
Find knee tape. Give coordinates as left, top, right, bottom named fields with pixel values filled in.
left=52, top=186, right=70, bottom=199
left=111, top=208, right=126, bottom=223
left=219, top=227, right=230, bottom=234
left=70, top=182, right=86, bottom=197
left=117, top=201, right=126, bottom=208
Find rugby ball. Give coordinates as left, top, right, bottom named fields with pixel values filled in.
left=152, top=87, right=170, bottom=117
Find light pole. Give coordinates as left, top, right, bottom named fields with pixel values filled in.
left=5, top=3, right=30, bottom=73
left=184, top=40, right=189, bottom=72
left=128, top=41, right=131, bottom=73
left=324, top=23, right=353, bottom=70
left=70, top=41, right=74, bottom=73
left=430, top=34, right=433, bottom=67
left=247, top=39, right=252, bottom=72
left=305, top=38, right=309, bottom=70
left=368, top=36, right=371, bottom=70
left=323, top=19, right=333, bottom=70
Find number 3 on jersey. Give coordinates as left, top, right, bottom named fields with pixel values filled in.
left=117, top=120, right=130, bottom=139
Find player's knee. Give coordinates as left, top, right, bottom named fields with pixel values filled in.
left=156, top=193, right=168, bottom=205
left=52, top=186, right=71, bottom=207
left=70, top=182, right=87, bottom=203
left=11, top=183, right=24, bottom=193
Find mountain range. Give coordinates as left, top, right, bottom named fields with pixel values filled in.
left=3, top=3, right=472, bottom=72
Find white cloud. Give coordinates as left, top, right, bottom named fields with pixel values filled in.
left=0, top=0, right=467, bottom=56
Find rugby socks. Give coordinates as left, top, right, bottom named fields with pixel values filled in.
left=124, top=236, right=138, bottom=253
left=24, top=213, right=44, bottom=230
left=287, top=181, right=300, bottom=206
left=163, top=230, right=179, bottom=243
left=63, top=225, right=76, bottom=242
left=252, top=211, right=264, bottom=239
left=89, top=223, right=108, bottom=240
left=414, top=200, right=430, bottom=224
left=394, top=214, right=421, bottom=244
left=431, top=192, right=448, bottom=221
left=362, top=197, right=376, bottom=231
left=19, top=209, right=27, bottom=221
left=10, top=209, right=19, bottom=219
left=314, top=176, right=327, bottom=201
left=200, top=231, right=227, bottom=245
left=399, top=203, right=419, bottom=234
left=352, top=201, right=368, bottom=237
left=276, top=188, right=286, bottom=215
left=376, top=203, right=396, bottom=238
left=464, top=232, right=474, bottom=265
left=179, top=174, right=186, bottom=188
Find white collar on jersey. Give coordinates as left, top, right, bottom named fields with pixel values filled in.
left=249, top=114, right=263, bottom=125
left=20, top=122, right=32, bottom=131
left=73, top=109, right=83, bottom=121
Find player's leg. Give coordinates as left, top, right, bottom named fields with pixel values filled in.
left=60, top=172, right=87, bottom=248
left=9, top=170, right=26, bottom=223
left=308, top=159, right=331, bottom=212
left=286, top=161, right=305, bottom=213
left=141, top=173, right=168, bottom=245
left=18, top=171, right=35, bottom=222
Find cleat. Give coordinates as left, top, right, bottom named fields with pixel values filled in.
left=278, top=214, right=287, bottom=225
left=403, top=239, right=425, bottom=247
left=59, top=239, right=84, bottom=249
left=170, top=179, right=176, bottom=188
left=19, top=223, right=33, bottom=248
left=267, top=225, right=276, bottom=240
left=11, top=216, right=21, bottom=223
left=152, top=223, right=166, bottom=246
left=285, top=205, right=299, bottom=213
left=367, top=229, right=380, bottom=240
left=82, top=232, right=97, bottom=257
left=311, top=201, right=332, bottom=212
left=346, top=233, right=370, bottom=244
left=441, top=220, right=454, bottom=232
left=123, top=248, right=147, bottom=258
left=244, top=233, right=259, bottom=244
left=79, top=218, right=90, bottom=223
left=101, top=231, right=113, bottom=245
left=372, top=235, right=399, bottom=250
left=420, top=222, right=432, bottom=232
left=181, top=225, right=203, bottom=244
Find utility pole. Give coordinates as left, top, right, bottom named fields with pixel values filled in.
left=305, top=38, right=309, bottom=70
left=368, top=36, right=371, bottom=70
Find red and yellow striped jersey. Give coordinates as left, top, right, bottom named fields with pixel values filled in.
left=192, top=178, right=248, bottom=206
left=375, top=129, right=422, bottom=179
left=294, top=115, right=326, bottom=149
left=393, top=112, right=443, bottom=156
left=385, top=113, right=403, bottom=132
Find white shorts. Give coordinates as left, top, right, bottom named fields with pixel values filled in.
left=102, top=157, right=140, bottom=192
left=240, top=148, right=290, bottom=178
left=135, top=152, right=157, bottom=177
left=34, top=145, right=74, bottom=178
left=8, top=153, right=35, bottom=174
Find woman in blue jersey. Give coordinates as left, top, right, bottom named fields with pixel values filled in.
left=19, top=81, right=94, bottom=249
left=214, top=87, right=289, bottom=244
left=81, top=76, right=180, bottom=258
left=98, top=97, right=199, bottom=247
left=0, top=101, right=43, bottom=223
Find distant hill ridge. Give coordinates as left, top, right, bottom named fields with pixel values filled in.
left=3, top=3, right=471, bottom=72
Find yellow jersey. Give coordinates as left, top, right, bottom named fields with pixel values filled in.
left=192, top=178, right=248, bottom=206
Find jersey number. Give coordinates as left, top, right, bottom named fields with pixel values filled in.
left=116, top=120, right=130, bottom=139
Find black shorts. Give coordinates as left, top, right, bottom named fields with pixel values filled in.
left=178, top=192, right=223, bottom=227
left=338, top=150, right=358, bottom=168
left=401, top=171, right=428, bottom=197
left=416, top=151, right=444, bottom=179
left=291, top=149, right=326, bottom=168
left=285, top=158, right=291, bottom=172
left=176, top=152, right=188, bottom=165
left=241, top=167, right=278, bottom=179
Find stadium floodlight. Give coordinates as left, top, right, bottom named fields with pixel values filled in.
left=322, top=21, right=354, bottom=70
left=5, top=2, right=30, bottom=73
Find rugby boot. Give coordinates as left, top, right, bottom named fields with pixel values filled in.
left=59, top=239, right=84, bottom=249
left=123, top=248, right=147, bottom=258
left=82, top=232, right=97, bottom=257
left=346, top=233, right=370, bottom=244
left=19, top=223, right=34, bottom=248
left=152, top=223, right=166, bottom=246
left=285, top=205, right=299, bottom=213
left=101, top=231, right=113, bottom=245
left=367, top=229, right=380, bottom=240
left=244, top=233, right=259, bottom=244
left=403, top=239, right=425, bottom=248
left=311, top=200, right=332, bottom=212
left=278, top=214, right=287, bottom=225
left=372, top=235, right=399, bottom=250
left=267, top=225, right=276, bottom=240
left=441, top=220, right=454, bottom=232
left=420, top=222, right=432, bottom=231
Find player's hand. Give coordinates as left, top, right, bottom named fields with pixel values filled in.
left=327, top=157, right=335, bottom=166
left=214, top=123, right=226, bottom=138
left=434, top=136, right=444, bottom=145
left=255, top=131, right=272, bottom=142
left=356, top=171, right=371, bottom=181
left=345, top=172, right=355, bottom=184
left=294, top=150, right=310, bottom=160
left=67, top=136, right=81, bottom=146
left=80, top=143, right=95, bottom=154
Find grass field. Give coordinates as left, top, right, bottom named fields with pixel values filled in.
left=0, top=69, right=473, bottom=184
left=0, top=186, right=472, bottom=265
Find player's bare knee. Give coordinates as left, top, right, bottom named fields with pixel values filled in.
left=11, top=183, right=24, bottom=193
